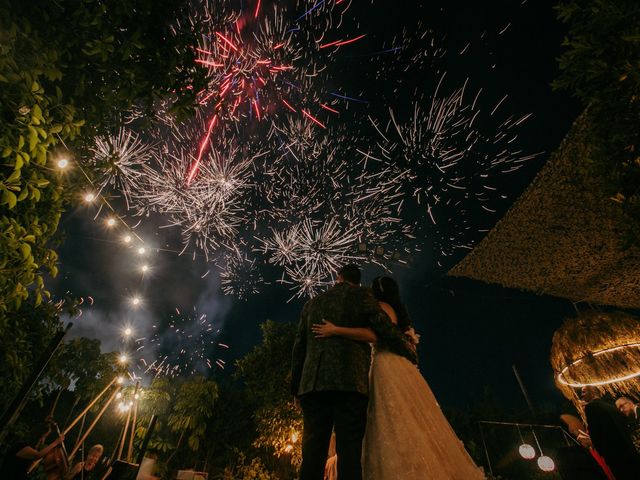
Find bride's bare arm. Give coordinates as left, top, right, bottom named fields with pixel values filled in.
left=312, top=320, right=377, bottom=343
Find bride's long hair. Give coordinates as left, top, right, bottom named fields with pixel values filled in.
left=371, top=276, right=411, bottom=331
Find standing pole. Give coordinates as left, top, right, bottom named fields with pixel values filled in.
left=135, top=415, right=158, bottom=466
left=478, top=422, right=493, bottom=476
left=63, top=376, right=119, bottom=436
left=126, top=382, right=140, bottom=462
left=0, top=324, right=72, bottom=444
left=68, top=385, right=122, bottom=461
left=512, top=364, right=537, bottom=419
left=118, top=396, right=133, bottom=461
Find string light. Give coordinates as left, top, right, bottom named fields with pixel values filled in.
left=57, top=158, right=69, bottom=169
left=123, top=327, right=133, bottom=337
left=140, top=264, right=149, bottom=273
left=537, top=456, right=555, bottom=472
left=518, top=444, right=535, bottom=460
left=137, top=247, right=146, bottom=255
left=530, top=428, right=555, bottom=472
left=131, top=297, right=141, bottom=307
left=106, top=218, right=117, bottom=227
left=516, top=425, right=535, bottom=460
left=83, top=192, right=96, bottom=203
left=123, top=235, right=132, bottom=244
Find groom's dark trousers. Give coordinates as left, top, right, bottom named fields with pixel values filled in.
left=299, top=391, right=368, bottom=480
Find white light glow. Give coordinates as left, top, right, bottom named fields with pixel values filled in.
left=518, top=444, right=536, bottom=460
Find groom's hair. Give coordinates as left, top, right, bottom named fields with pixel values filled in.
left=338, top=264, right=361, bottom=285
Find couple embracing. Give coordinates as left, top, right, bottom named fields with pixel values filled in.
left=291, top=264, right=485, bottom=480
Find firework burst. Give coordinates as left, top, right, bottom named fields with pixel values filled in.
left=220, top=253, right=265, bottom=299
left=139, top=308, right=227, bottom=377
left=361, top=76, right=538, bottom=224
left=88, top=128, right=154, bottom=207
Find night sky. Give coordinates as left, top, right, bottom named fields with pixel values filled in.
left=51, top=0, right=585, bottom=412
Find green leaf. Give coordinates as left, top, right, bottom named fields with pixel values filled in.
left=32, top=104, right=42, bottom=122
left=17, top=189, right=29, bottom=202
left=28, top=126, right=38, bottom=151
left=7, top=169, right=20, bottom=182
left=2, top=190, right=17, bottom=209
left=20, top=243, right=31, bottom=260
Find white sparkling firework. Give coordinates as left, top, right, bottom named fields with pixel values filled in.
left=88, top=128, right=153, bottom=206
left=220, top=254, right=265, bottom=299
left=361, top=76, right=538, bottom=223
left=138, top=308, right=227, bottom=377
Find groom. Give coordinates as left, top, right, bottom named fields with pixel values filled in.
left=291, top=264, right=385, bottom=480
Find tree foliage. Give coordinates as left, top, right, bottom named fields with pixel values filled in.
left=0, top=298, right=83, bottom=412
left=45, top=337, right=118, bottom=401
left=233, top=320, right=302, bottom=478
left=554, top=0, right=640, bottom=240
left=0, top=0, right=206, bottom=417
left=132, top=376, right=219, bottom=475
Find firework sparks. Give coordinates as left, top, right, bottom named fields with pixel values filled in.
left=139, top=308, right=227, bottom=377
left=88, top=128, right=154, bottom=207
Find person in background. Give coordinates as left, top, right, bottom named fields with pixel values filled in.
left=324, top=432, right=337, bottom=480
left=615, top=396, right=639, bottom=424
left=582, top=386, right=640, bottom=480
left=64, top=444, right=104, bottom=480
left=558, top=413, right=613, bottom=480
left=0, top=431, right=65, bottom=480
left=616, top=396, right=640, bottom=453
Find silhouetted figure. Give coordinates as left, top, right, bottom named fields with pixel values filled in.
left=582, top=386, right=640, bottom=480
left=0, top=432, right=65, bottom=480
left=559, top=413, right=613, bottom=480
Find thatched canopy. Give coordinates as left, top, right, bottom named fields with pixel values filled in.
left=550, top=310, right=640, bottom=409
left=448, top=112, right=640, bottom=309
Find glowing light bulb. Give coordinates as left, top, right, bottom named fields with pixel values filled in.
left=284, top=444, right=293, bottom=453
left=119, top=354, right=128, bottom=364
left=123, top=235, right=132, bottom=244
left=106, top=218, right=116, bottom=227
left=291, top=432, right=299, bottom=443
left=137, top=247, right=146, bottom=255
left=131, top=297, right=141, bottom=306
left=519, top=444, right=536, bottom=460
left=57, top=159, right=69, bottom=169
left=116, top=392, right=123, bottom=399
left=141, top=264, right=149, bottom=273
left=123, top=327, right=133, bottom=337
left=116, top=376, right=124, bottom=384
left=537, top=456, right=555, bottom=472
left=84, top=192, right=96, bottom=203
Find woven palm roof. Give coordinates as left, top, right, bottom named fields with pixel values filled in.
left=448, top=112, right=640, bottom=309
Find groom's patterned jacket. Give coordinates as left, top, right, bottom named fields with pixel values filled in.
left=291, top=282, right=417, bottom=397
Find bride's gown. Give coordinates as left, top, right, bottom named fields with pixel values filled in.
left=363, top=349, right=485, bottom=479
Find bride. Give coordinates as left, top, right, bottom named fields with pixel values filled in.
left=312, top=276, right=485, bottom=479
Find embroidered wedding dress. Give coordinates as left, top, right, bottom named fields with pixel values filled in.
left=362, top=349, right=486, bottom=479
